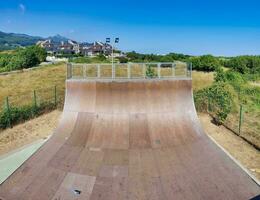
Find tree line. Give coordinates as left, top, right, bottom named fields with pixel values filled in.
left=123, top=51, right=260, bottom=75
left=0, top=46, right=47, bottom=72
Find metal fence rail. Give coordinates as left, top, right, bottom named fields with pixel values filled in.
left=67, top=62, right=192, bottom=80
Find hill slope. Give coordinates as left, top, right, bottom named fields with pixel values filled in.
left=0, top=31, right=70, bottom=50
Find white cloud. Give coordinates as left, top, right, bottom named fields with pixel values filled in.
left=19, top=4, right=26, bottom=14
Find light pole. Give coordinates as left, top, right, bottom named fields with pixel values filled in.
left=106, top=37, right=119, bottom=78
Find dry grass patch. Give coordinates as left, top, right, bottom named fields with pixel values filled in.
left=0, top=63, right=66, bottom=106
left=192, top=71, right=214, bottom=91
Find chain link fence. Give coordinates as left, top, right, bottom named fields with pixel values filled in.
left=206, top=90, right=260, bottom=149
left=0, top=86, right=65, bottom=130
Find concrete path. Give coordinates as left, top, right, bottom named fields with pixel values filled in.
left=0, top=138, right=48, bottom=184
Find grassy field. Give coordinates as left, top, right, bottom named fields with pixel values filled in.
left=0, top=63, right=66, bottom=107
left=0, top=63, right=214, bottom=107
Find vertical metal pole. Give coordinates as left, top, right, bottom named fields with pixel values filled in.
left=208, top=93, right=211, bottom=112
left=67, top=63, right=72, bottom=79
left=6, top=97, right=11, bottom=128
left=172, top=63, right=175, bottom=77
left=54, top=86, right=57, bottom=107
left=190, top=62, right=192, bottom=78
left=157, top=63, right=161, bottom=78
left=143, top=63, right=146, bottom=78
left=186, top=63, right=189, bottom=77
left=127, top=63, right=131, bottom=79
left=97, top=64, right=101, bottom=78
left=83, top=64, right=86, bottom=78
left=112, top=45, right=114, bottom=79
left=67, top=63, right=69, bottom=79
left=33, top=90, right=37, bottom=109
left=239, top=104, right=243, bottom=134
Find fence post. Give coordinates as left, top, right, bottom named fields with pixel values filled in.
left=54, top=86, right=57, bottom=107
left=189, top=62, right=192, bottom=78
left=33, top=90, right=37, bottom=109
left=172, top=63, right=176, bottom=77
left=5, top=97, right=11, bottom=128
left=208, top=93, right=212, bottom=112
left=83, top=64, right=86, bottom=78
left=143, top=64, right=146, bottom=78
left=157, top=63, right=161, bottom=78
left=239, top=104, right=243, bottom=134
left=97, top=64, right=101, bottom=78
left=67, top=63, right=71, bottom=79
left=127, top=63, right=131, bottom=79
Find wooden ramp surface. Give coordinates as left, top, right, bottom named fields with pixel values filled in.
left=0, top=79, right=259, bottom=200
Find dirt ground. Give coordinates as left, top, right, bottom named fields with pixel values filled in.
left=0, top=110, right=61, bottom=156
left=198, top=113, right=260, bottom=180
left=0, top=110, right=259, bottom=180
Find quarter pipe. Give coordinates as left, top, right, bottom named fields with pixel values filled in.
left=0, top=79, right=259, bottom=200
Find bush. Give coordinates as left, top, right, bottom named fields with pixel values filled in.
left=215, top=68, right=246, bottom=85
left=0, top=45, right=46, bottom=72
left=190, top=55, right=221, bottom=72
left=194, top=82, right=237, bottom=124
left=118, top=57, right=128, bottom=63
left=146, top=65, right=157, bottom=78
left=224, top=56, right=260, bottom=74
left=29, top=46, right=47, bottom=62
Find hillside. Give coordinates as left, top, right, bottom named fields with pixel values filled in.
left=0, top=31, right=69, bottom=50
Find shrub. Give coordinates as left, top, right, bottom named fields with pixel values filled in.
left=224, top=56, right=260, bottom=74
left=29, top=46, right=47, bottom=62
left=194, top=82, right=237, bottom=124
left=215, top=68, right=246, bottom=84
left=146, top=65, right=157, bottom=78
left=190, top=55, right=221, bottom=72
left=118, top=57, right=128, bottom=63
left=0, top=45, right=46, bottom=72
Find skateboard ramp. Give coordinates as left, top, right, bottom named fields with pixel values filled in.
left=0, top=79, right=259, bottom=200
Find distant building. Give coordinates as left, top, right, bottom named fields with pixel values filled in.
left=36, top=39, right=117, bottom=56
left=37, top=40, right=56, bottom=53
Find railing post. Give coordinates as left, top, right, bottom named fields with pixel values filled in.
left=83, top=64, right=86, bottom=78
left=5, top=97, right=11, bottom=128
left=67, top=63, right=72, bottom=79
left=112, top=63, right=115, bottom=79
left=239, top=104, right=243, bottom=134
left=157, top=63, right=161, bottom=78
left=186, top=63, right=189, bottom=77
left=172, top=63, right=176, bottom=77
left=97, top=64, right=101, bottom=78
left=127, top=63, right=131, bottom=79
left=143, top=63, right=146, bottom=78
left=189, top=62, right=192, bottom=78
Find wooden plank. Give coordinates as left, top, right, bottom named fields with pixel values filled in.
left=1, top=79, right=259, bottom=200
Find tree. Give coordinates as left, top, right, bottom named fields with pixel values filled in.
left=30, top=45, right=47, bottom=62
left=192, top=55, right=221, bottom=72
left=118, top=57, right=128, bottom=63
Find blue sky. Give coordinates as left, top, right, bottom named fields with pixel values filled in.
left=0, top=0, right=260, bottom=56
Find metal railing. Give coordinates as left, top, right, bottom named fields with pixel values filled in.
left=67, top=62, right=192, bottom=80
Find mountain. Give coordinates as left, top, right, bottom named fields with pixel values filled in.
left=46, top=34, right=70, bottom=43
left=0, top=31, right=70, bottom=50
